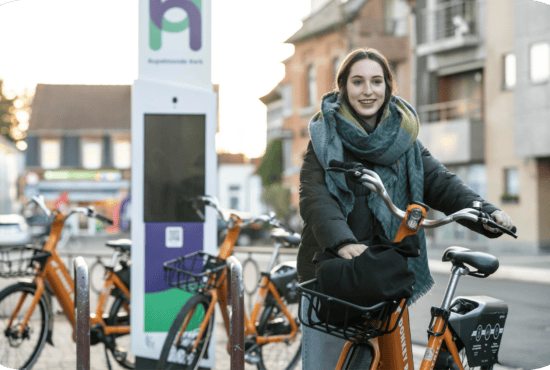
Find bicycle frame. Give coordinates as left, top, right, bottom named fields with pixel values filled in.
left=178, top=214, right=299, bottom=355
left=8, top=211, right=131, bottom=341
left=334, top=203, right=468, bottom=370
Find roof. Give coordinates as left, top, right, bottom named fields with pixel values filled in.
left=28, top=84, right=131, bottom=132
left=260, top=88, right=282, bottom=105
left=286, top=0, right=369, bottom=44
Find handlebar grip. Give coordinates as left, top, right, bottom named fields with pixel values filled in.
left=95, top=214, right=114, bottom=225
left=485, top=218, right=517, bottom=239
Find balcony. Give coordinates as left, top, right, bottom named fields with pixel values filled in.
left=417, top=0, right=481, bottom=56
left=417, top=99, right=484, bottom=165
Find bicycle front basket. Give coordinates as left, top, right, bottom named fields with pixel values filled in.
left=0, top=246, right=51, bottom=278
left=298, top=279, right=407, bottom=343
left=163, top=251, right=226, bottom=293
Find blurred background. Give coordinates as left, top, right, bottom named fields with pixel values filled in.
left=0, top=0, right=548, bottom=255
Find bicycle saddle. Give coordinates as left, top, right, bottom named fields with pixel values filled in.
left=442, top=246, right=499, bottom=277
left=270, top=229, right=301, bottom=247
left=105, top=239, right=132, bottom=252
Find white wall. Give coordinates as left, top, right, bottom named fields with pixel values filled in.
left=217, top=163, right=266, bottom=215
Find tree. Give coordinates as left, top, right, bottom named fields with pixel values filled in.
left=257, top=138, right=283, bottom=187
left=0, top=79, right=30, bottom=147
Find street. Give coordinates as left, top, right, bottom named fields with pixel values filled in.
left=409, top=271, right=550, bottom=370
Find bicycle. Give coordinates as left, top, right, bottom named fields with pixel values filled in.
left=298, top=160, right=518, bottom=370
left=89, top=255, right=108, bottom=295
left=0, top=195, right=133, bottom=370
left=156, top=195, right=303, bottom=370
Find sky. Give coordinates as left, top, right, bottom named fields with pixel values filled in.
left=0, top=0, right=312, bottom=158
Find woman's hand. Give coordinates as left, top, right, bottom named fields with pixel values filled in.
left=337, top=244, right=368, bottom=259
left=483, top=210, right=514, bottom=233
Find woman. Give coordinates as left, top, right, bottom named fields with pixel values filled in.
left=298, top=48, right=514, bottom=368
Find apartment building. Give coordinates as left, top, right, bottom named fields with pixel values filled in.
left=262, top=0, right=416, bottom=207
left=414, top=0, right=550, bottom=253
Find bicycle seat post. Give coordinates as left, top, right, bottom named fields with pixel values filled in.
left=440, top=265, right=469, bottom=310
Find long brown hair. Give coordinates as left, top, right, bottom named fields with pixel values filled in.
left=335, top=48, right=397, bottom=123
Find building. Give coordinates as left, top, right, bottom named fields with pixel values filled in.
left=0, top=134, right=24, bottom=214
left=24, top=84, right=132, bottom=234
left=414, top=0, right=550, bottom=253
left=261, top=0, right=416, bottom=207
left=217, top=152, right=265, bottom=216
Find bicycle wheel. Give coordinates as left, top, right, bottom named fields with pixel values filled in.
left=0, top=283, right=49, bottom=370
left=89, top=258, right=106, bottom=294
left=105, top=293, right=135, bottom=369
left=255, top=293, right=302, bottom=370
left=156, top=294, right=214, bottom=370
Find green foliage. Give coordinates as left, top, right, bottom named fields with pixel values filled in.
left=0, top=79, right=17, bottom=142
left=262, top=183, right=291, bottom=219
left=257, top=138, right=283, bottom=187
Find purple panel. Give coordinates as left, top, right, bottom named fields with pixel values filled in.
left=145, top=222, right=203, bottom=293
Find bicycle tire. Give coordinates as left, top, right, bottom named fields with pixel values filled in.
left=105, top=293, right=135, bottom=369
left=255, top=293, right=302, bottom=370
left=156, top=294, right=214, bottom=370
left=0, top=282, right=49, bottom=370
left=89, top=258, right=106, bottom=294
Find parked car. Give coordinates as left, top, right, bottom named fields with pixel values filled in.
left=217, top=209, right=268, bottom=246
left=0, top=214, right=31, bottom=248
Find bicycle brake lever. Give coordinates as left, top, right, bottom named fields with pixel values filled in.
left=480, top=217, right=518, bottom=239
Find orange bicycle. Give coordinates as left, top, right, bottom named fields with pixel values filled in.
left=298, top=160, right=518, bottom=370
left=156, top=195, right=302, bottom=370
left=0, top=195, right=133, bottom=369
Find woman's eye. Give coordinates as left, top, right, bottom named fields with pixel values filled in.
left=374, top=80, right=383, bottom=85
left=353, top=80, right=362, bottom=85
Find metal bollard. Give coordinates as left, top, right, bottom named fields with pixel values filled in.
left=226, top=256, right=245, bottom=370
left=74, top=256, right=90, bottom=370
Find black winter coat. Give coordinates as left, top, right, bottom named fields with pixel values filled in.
left=297, top=139, right=500, bottom=283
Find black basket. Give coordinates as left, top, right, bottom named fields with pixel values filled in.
left=298, top=279, right=408, bottom=343
left=0, top=246, right=51, bottom=278
left=163, top=251, right=226, bottom=293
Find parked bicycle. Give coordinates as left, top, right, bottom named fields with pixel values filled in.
left=0, top=195, right=133, bottom=370
left=156, top=195, right=302, bottom=370
left=298, top=160, right=518, bottom=370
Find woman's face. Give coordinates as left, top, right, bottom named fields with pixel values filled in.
left=346, top=59, right=386, bottom=126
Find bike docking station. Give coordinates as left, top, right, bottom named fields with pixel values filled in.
left=131, top=0, right=217, bottom=368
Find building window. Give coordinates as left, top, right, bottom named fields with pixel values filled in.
left=113, top=140, right=131, bottom=169
left=503, top=53, right=516, bottom=90
left=82, top=140, right=102, bottom=169
left=503, top=168, right=520, bottom=203
left=41, top=139, right=60, bottom=169
left=307, top=64, right=317, bottom=107
left=530, top=42, right=550, bottom=83
left=229, top=185, right=240, bottom=210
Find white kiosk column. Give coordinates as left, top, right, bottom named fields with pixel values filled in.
left=131, top=1, right=217, bottom=368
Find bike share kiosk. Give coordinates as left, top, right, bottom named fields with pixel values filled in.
left=131, top=0, right=217, bottom=368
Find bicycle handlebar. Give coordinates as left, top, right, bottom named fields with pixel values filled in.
left=187, top=195, right=297, bottom=233
left=326, top=160, right=518, bottom=239
left=29, top=196, right=113, bottom=225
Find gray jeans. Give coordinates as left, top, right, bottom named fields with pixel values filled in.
left=300, top=296, right=348, bottom=369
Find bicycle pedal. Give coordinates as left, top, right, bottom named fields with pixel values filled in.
left=244, top=352, right=260, bottom=365
left=113, top=347, right=128, bottom=361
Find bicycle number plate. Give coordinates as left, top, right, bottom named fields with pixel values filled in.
left=448, top=296, right=508, bottom=367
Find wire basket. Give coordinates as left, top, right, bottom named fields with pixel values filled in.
left=163, top=251, right=226, bottom=294
left=0, top=246, right=52, bottom=278
left=298, top=279, right=408, bottom=343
